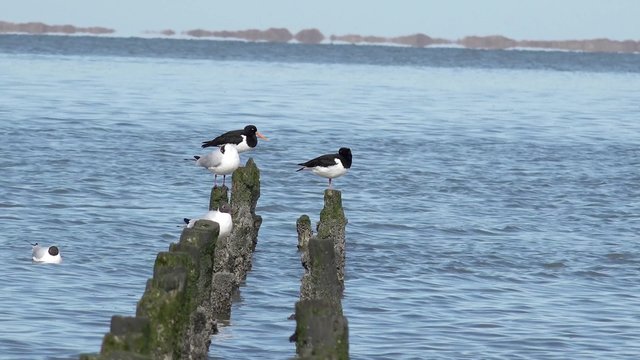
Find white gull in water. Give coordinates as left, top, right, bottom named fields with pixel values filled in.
left=184, top=203, right=233, bottom=239
left=31, top=243, right=62, bottom=264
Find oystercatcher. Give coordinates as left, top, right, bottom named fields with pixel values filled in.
left=297, top=147, right=352, bottom=189
left=201, top=125, right=268, bottom=153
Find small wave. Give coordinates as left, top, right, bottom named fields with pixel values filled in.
left=573, top=270, right=610, bottom=278
left=469, top=323, right=503, bottom=329
left=0, top=202, right=24, bottom=208
left=605, top=252, right=633, bottom=261
left=443, top=264, right=474, bottom=274
left=543, top=261, right=567, bottom=269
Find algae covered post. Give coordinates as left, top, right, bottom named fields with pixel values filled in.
left=80, top=218, right=219, bottom=360
left=317, top=189, right=348, bottom=291
left=212, top=158, right=262, bottom=285
left=296, top=214, right=312, bottom=250
left=81, top=158, right=262, bottom=360
left=292, top=189, right=350, bottom=359
left=211, top=158, right=263, bottom=318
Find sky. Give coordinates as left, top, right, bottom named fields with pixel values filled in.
left=3, top=0, right=639, bottom=40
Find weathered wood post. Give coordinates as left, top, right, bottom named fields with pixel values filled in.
left=292, top=189, right=349, bottom=359
left=80, top=158, right=262, bottom=360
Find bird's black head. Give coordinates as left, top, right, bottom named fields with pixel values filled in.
left=219, top=203, right=232, bottom=214
left=338, top=147, right=352, bottom=168
left=48, top=246, right=59, bottom=256
left=243, top=125, right=258, bottom=135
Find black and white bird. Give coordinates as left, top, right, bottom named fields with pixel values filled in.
left=201, top=125, right=268, bottom=153
left=184, top=203, right=233, bottom=239
left=297, top=147, right=352, bottom=189
left=31, top=242, right=62, bottom=264
left=193, top=144, right=240, bottom=187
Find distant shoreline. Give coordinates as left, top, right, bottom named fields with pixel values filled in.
left=1, top=20, right=639, bottom=54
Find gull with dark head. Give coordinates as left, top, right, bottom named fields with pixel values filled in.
left=30, top=242, right=62, bottom=264
left=184, top=203, right=233, bottom=239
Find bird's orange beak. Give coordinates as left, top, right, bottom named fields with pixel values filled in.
left=257, top=132, right=269, bottom=141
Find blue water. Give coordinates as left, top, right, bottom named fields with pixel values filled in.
left=1, top=35, right=639, bottom=360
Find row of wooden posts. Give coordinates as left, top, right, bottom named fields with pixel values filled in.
left=80, top=158, right=349, bottom=359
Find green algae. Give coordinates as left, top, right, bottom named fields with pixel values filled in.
left=317, top=189, right=347, bottom=241
left=209, top=184, right=229, bottom=211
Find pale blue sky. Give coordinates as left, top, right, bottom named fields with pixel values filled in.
left=3, top=0, right=638, bottom=40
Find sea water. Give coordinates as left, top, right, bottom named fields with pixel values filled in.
left=0, top=35, right=639, bottom=359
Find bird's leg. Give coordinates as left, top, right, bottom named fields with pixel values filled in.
left=328, top=178, right=332, bottom=189
left=214, top=174, right=218, bottom=188
left=223, top=175, right=226, bottom=186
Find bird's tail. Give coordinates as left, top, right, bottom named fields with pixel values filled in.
left=201, top=140, right=217, bottom=149
left=184, top=156, right=200, bottom=161
left=296, top=165, right=306, bottom=172
left=183, top=218, right=191, bottom=224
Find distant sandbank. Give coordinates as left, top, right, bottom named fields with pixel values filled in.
left=1, top=20, right=638, bottom=53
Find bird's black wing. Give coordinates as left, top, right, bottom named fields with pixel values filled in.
left=202, top=129, right=244, bottom=148
left=297, top=153, right=338, bottom=170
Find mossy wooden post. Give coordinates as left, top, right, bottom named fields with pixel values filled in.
left=300, top=236, right=342, bottom=308
left=209, top=184, right=229, bottom=211
left=208, top=184, right=235, bottom=320
left=297, top=214, right=313, bottom=282
left=211, top=158, right=262, bottom=318
left=317, top=189, right=347, bottom=291
left=80, top=219, right=219, bottom=360
left=80, top=158, right=263, bottom=360
left=228, top=158, right=262, bottom=283
left=173, top=220, right=219, bottom=358
left=293, top=300, right=349, bottom=360
left=292, top=189, right=349, bottom=359
left=297, top=215, right=312, bottom=250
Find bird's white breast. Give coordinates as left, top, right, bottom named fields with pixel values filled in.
left=235, top=135, right=251, bottom=153
left=211, top=212, right=233, bottom=238
left=210, top=146, right=240, bottom=175
left=311, top=159, right=347, bottom=179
